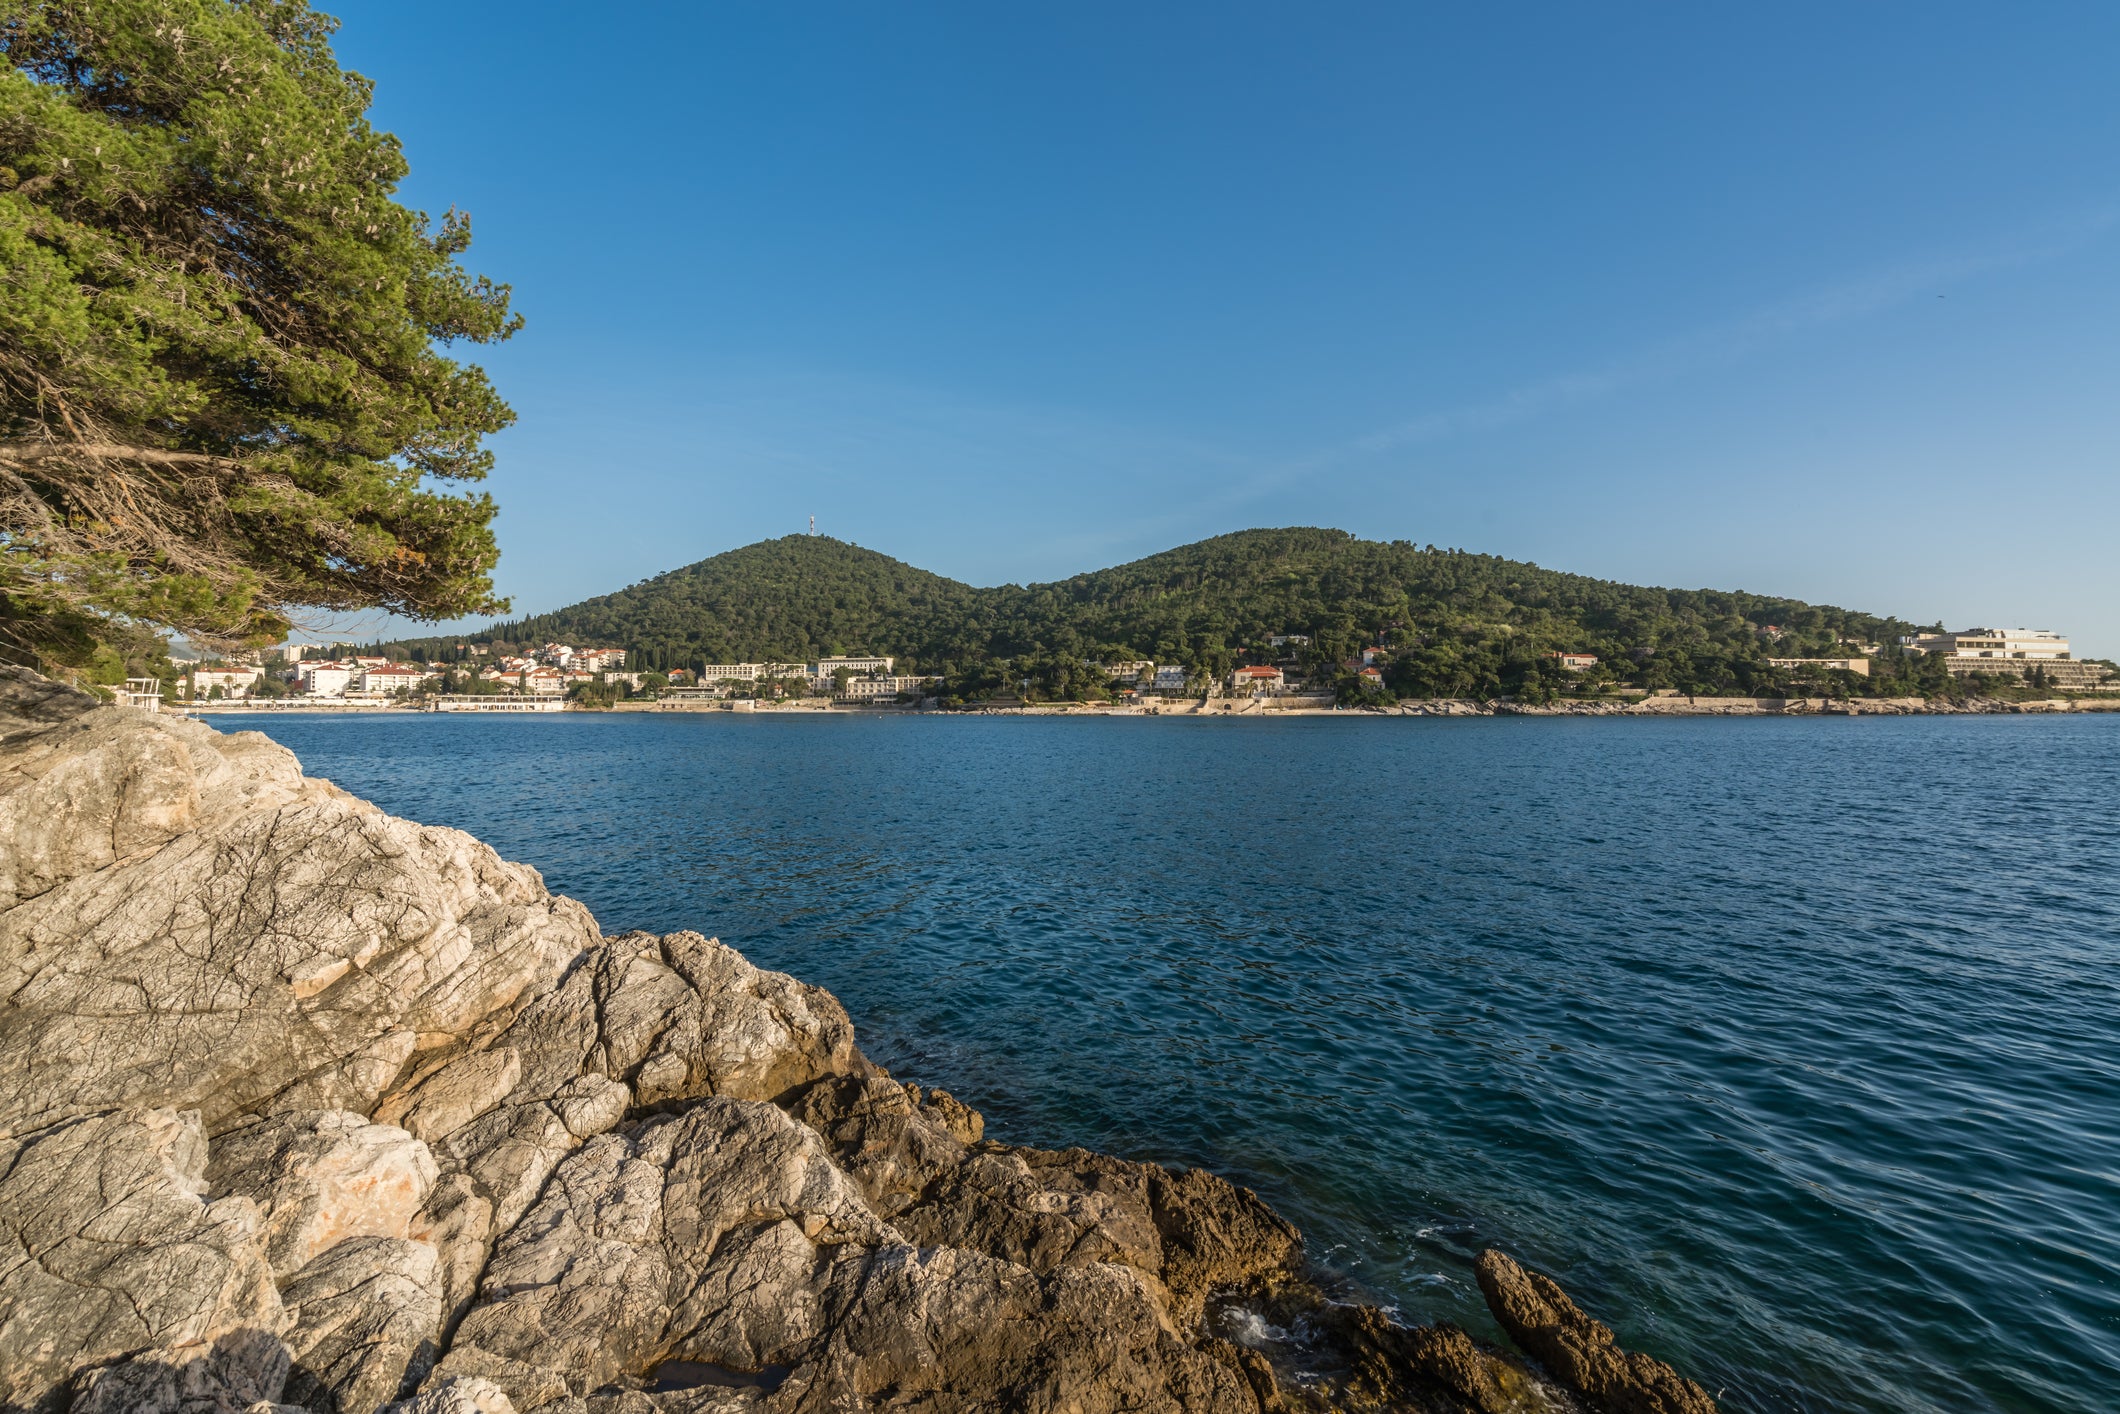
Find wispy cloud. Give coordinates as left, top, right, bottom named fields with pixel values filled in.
left=1225, top=203, right=2120, bottom=498
left=838, top=204, right=2120, bottom=578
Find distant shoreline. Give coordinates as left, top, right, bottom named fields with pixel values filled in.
left=186, top=693, right=2120, bottom=719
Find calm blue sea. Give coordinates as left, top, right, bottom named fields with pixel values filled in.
left=204, top=711, right=2120, bottom=1414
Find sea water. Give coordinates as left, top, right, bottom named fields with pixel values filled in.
left=205, top=711, right=2120, bottom=1414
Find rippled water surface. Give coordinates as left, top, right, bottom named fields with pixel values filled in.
left=207, top=711, right=2120, bottom=1413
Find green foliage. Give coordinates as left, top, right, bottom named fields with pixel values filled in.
left=1333, top=671, right=1398, bottom=709
left=390, top=528, right=1950, bottom=701
left=442, top=536, right=979, bottom=676
left=0, top=0, right=517, bottom=664
left=435, top=667, right=497, bottom=696
left=567, top=677, right=619, bottom=710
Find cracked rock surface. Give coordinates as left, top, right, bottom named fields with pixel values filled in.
left=0, top=669, right=1713, bottom=1413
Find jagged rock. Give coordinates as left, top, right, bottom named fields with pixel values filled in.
left=0, top=669, right=597, bottom=1139
left=1326, top=1304, right=1557, bottom=1413
left=1476, top=1250, right=1716, bottom=1414
left=207, top=1111, right=441, bottom=1278
left=279, top=1235, right=445, bottom=1414
left=411, top=1173, right=498, bottom=1337
left=797, top=1077, right=1300, bottom=1325
left=435, top=1098, right=887, bottom=1402
left=895, top=1145, right=1171, bottom=1288
left=460, top=930, right=862, bottom=1117
left=1206, top=1338, right=1285, bottom=1414
left=0, top=1109, right=283, bottom=1411
left=786, top=1073, right=971, bottom=1218
left=0, top=692, right=200, bottom=905
left=907, top=1084, right=982, bottom=1145
left=377, top=1049, right=524, bottom=1144
left=67, top=1327, right=298, bottom=1414
left=1147, top=1164, right=1304, bottom=1322
left=795, top=1241, right=1260, bottom=1413
left=385, top=1376, right=518, bottom=1413
left=433, top=1096, right=1275, bottom=1412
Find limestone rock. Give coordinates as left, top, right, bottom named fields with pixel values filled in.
left=0, top=672, right=598, bottom=1138
left=796, top=1075, right=1298, bottom=1324
left=431, top=1073, right=630, bottom=1239
left=911, top=1085, right=982, bottom=1145
left=207, top=1111, right=440, bottom=1278
left=67, top=1327, right=298, bottom=1414
left=0, top=1108, right=283, bottom=1411
left=435, top=1087, right=1299, bottom=1412
left=378, top=1049, right=524, bottom=1144
left=385, top=1376, right=518, bottom=1414
left=280, top=1236, right=445, bottom=1414
left=410, top=1173, right=498, bottom=1337
left=1476, top=1249, right=1716, bottom=1414
left=786, top=1073, right=970, bottom=1218
left=795, top=1242, right=1260, bottom=1413
left=1326, top=1304, right=1559, bottom=1414
left=437, top=1098, right=887, bottom=1403
left=1147, top=1164, right=1304, bottom=1322
left=895, top=1145, right=1169, bottom=1287
left=472, top=930, right=861, bottom=1116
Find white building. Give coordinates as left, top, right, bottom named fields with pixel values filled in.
left=697, top=664, right=764, bottom=683
left=837, top=675, right=930, bottom=701
left=818, top=655, right=895, bottom=676
left=114, top=677, right=164, bottom=712
left=298, top=663, right=353, bottom=697
left=1152, top=665, right=1191, bottom=693
left=576, top=648, right=626, bottom=672
left=1229, top=665, right=1285, bottom=693
left=359, top=664, right=430, bottom=694
left=1901, top=628, right=2070, bottom=661
left=194, top=667, right=263, bottom=700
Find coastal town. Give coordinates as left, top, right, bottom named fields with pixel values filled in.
left=140, top=623, right=2119, bottom=716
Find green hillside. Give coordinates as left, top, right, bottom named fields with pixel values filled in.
left=456, top=536, right=979, bottom=667
left=387, top=528, right=1958, bottom=700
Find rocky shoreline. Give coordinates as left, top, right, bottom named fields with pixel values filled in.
left=1, top=667, right=1716, bottom=1414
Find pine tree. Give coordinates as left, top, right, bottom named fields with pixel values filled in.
left=0, top=0, right=518, bottom=664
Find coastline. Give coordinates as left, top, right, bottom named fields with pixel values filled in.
left=601, top=692, right=2120, bottom=718
left=180, top=693, right=2120, bottom=719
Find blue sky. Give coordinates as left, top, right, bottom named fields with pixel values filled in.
left=331, top=2, right=2120, bottom=653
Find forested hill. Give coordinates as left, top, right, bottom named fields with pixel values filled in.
left=387, top=529, right=1945, bottom=698
left=457, top=536, right=980, bottom=668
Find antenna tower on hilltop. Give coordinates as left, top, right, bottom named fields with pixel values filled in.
left=809, top=514, right=815, bottom=536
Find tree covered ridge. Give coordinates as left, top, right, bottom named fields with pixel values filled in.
left=463, top=535, right=982, bottom=668
left=0, top=0, right=516, bottom=670
left=400, top=528, right=1968, bottom=700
